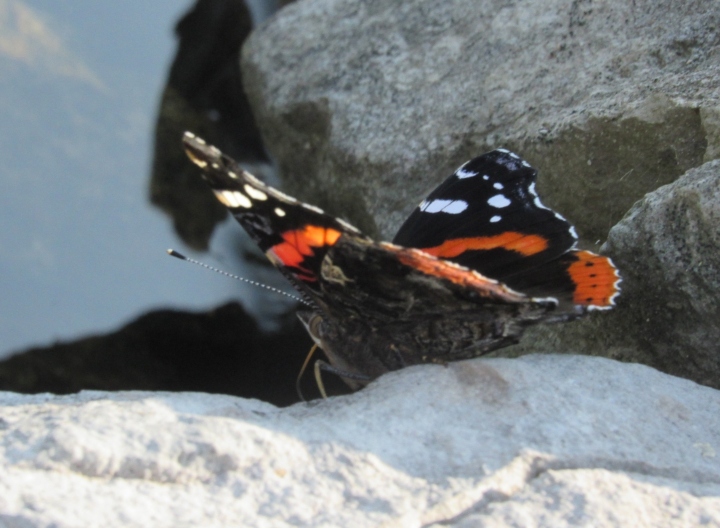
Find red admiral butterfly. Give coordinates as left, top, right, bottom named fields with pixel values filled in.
left=182, top=132, right=620, bottom=390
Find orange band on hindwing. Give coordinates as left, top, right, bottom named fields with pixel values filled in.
left=567, top=250, right=621, bottom=308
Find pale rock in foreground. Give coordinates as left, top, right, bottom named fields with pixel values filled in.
left=1, top=355, right=719, bottom=527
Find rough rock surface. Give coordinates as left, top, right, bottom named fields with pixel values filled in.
left=603, top=160, right=720, bottom=388
left=242, top=0, right=719, bottom=241
left=241, top=0, right=720, bottom=387
left=0, top=302, right=349, bottom=406
left=1, top=355, right=719, bottom=527
left=505, top=159, right=720, bottom=389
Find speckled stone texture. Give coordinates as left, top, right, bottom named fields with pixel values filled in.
left=242, top=0, right=718, bottom=241
left=1, top=355, right=719, bottom=526
left=241, top=0, right=720, bottom=387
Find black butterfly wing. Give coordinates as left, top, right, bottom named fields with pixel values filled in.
left=182, top=132, right=367, bottom=307
left=393, top=149, right=619, bottom=308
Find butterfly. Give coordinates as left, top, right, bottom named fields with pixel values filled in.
left=182, top=132, right=620, bottom=390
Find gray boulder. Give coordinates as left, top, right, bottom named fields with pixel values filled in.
left=241, top=0, right=720, bottom=386
left=489, top=158, right=720, bottom=389
left=242, top=0, right=718, bottom=241
left=602, top=160, right=720, bottom=389
left=1, top=355, right=719, bottom=526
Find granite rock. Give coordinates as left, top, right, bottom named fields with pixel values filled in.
left=1, top=355, right=719, bottom=526
left=603, top=159, right=720, bottom=388
left=240, top=0, right=720, bottom=387
left=242, top=0, right=718, bottom=241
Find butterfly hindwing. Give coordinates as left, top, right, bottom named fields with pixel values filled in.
left=393, top=149, right=619, bottom=309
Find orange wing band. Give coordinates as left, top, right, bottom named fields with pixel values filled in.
left=568, top=250, right=621, bottom=307
left=268, top=225, right=342, bottom=281
left=393, top=246, right=528, bottom=303
left=420, top=232, right=549, bottom=259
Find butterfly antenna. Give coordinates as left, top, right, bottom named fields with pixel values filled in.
left=167, top=249, right=311, bottom=306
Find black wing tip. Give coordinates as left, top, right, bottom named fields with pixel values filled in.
left=181, top=133, right=282, bottom=205
left=182, top=131, right=224, bottom=170
left=181, top=131, right=205, bottom=153
left=181, top=132, right=246, bottom=190
left=466, top=148, right=537, bottom=175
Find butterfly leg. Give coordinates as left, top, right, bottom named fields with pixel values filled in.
left=313, top=360, right=372, bottom=399
left=389, top=343, right=416, bottom=369
left=295, top=344, right=320, bottom=402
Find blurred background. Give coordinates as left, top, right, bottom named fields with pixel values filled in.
left=0, top=0, right=337, bottom=404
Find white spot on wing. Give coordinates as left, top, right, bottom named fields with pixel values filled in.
left=493, top=182, right=504, bottom=190
left=490, top=215, right=502, bottom=223
left=422, top=199, right=468, bottom=214
left=455, top=163, right=477, bottom=179
left=216, top=190, right=252, bottom=209
left=244, top=184, right=268, bottom=201
left=274, top=207, right=286, bottom=217
left=487, top=194, right=511, bottom=208
left=424, top=199, right=452, bottom=213
left=482, top=175, right=489, bottom=180
left=528, top=182, right=551, bottom=211
left=527, top=183, right=577, bottom=241
left=445, top=200, right=468, bottom=214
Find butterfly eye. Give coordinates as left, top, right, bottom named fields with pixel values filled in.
left=308, top=313, right=324, bottom=339
left=297, top=311, right=325, bottom=342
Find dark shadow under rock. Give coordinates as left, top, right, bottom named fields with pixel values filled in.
left=0, top=302, right=350, bottom=406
